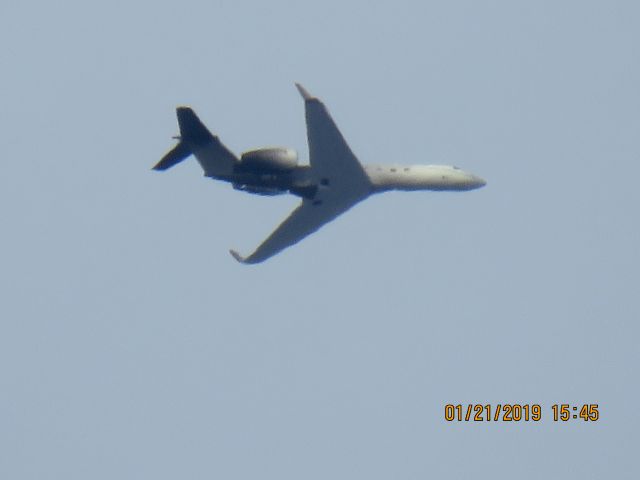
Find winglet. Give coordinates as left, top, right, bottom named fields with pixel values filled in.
left=229, top=249, right=248, bottom=264
left=295, top=83, right=315, bottom=101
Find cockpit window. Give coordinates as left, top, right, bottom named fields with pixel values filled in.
left=453, top=166, right=461, bottom=170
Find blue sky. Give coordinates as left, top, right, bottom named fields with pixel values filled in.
left=1, top=1, right=638, bottom=478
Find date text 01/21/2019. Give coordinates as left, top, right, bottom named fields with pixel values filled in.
left=444, top=404, right=599, bottom=422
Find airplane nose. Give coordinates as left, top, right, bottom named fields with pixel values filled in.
left=470, top=175, right=486, bottom=189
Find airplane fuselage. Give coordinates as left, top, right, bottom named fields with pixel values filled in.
left=213, top=162, right=485, bottom=198
left=364, top=164, right=486, bottom=192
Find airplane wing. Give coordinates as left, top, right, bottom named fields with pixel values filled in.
left=230, top=84, right=371, bottom=264
left=295, top=83, right=370, bottom=187
left=230, top=193, right=366, bottom=264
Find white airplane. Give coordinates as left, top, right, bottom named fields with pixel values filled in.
left=154, top=84, right=486, bottom=264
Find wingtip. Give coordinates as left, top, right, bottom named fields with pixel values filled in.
left=229, top=249, right=247, bottom=264
left=295, top=83, right=314, bottom=101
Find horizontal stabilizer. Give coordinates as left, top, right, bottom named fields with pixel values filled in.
left=153, top=141, right=191, bottom=171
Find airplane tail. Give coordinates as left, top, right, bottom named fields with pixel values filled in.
left=152, top=107, right=208, bottom=171
left=153, top=139, right=191, bottom=171
left=153, top=107, right=238, bottom=176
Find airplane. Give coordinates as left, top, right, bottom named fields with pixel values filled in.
left=153, top=84, right=486, bottom=264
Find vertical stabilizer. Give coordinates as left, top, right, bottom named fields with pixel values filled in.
left=153, top=107, right=238, bottom=176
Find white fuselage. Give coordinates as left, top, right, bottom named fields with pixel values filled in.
left=215, top=163, right=485, bottom=198
left=364, top=164, right=486, bottom=192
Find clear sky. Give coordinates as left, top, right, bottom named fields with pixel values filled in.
left=1, top=1, right=638, bottom=478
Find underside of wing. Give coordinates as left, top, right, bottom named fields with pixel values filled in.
left=297, top=84, right=370, bottom=190
left=230, top=193, right=367, bottom=264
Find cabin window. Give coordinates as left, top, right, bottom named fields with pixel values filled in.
left=403, top=167, right=410, bottom=172
left=390, top=168, right=397, bottom=172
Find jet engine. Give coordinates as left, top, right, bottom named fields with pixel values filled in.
left=237, top=147, right=298, bottom=173
left=232, top=184, right=285, bottom=196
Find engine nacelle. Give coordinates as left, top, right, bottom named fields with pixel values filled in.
left=232, top=183, right=286, bottom=196
left=238, top=147, right=298, bottom=173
